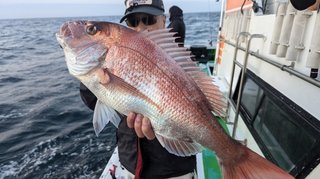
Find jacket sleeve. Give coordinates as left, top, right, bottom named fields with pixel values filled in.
left=79, top=82, right=97, bottom=111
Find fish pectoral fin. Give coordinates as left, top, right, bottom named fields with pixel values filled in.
left=102, top=71, right=139, bottom=94
left=93, top=100, right=121, bottom=136
left=103, top=71, right=160, bottom=109
left=155, top=134, right=203, bottom=157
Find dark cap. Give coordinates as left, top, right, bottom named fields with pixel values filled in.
left=290, top=0, right=316, bottom=10
left=120, top=0, right=165, bottom=23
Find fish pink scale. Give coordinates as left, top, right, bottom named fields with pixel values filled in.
left=107, top=47, right=200, bottom=118
left=103, top=43, right=210, bottom=141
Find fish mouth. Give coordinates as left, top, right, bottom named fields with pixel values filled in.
left=58, top=21, right=87, bottom=37
left=57, top=22, right=70, bottom=39
left=56, top=22, right=73, bottom=49
left=56, top=22, right=71, bottom=45
left=56, top=33, right=65, bottom=49
left=56, top=21, right=87, bottom=48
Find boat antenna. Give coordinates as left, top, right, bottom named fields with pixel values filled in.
left=240, top=0, right=247, bottom=14
left=208, top=0, right=213, bottom=46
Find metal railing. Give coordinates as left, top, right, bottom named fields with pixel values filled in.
left=226, top=32, right=266, bottom=138
left=225, top=40, right=320, bottom=89
left=226, top=31, right=320, bottom=139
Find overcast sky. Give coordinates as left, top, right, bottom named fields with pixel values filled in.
left=0, top=0, right=221, bottom=19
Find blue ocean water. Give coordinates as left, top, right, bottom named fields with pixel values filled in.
left=0, top=12, right=219, bottom=178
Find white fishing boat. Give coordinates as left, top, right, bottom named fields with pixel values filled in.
left=100, top=0, right=320, bottom=178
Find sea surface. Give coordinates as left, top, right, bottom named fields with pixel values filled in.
left=0, top=12, right=220, bottom=178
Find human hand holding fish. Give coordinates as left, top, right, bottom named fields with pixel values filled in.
left=56, top=20, right=294, bottom=179
left=127, top=112, right=155, bottom=140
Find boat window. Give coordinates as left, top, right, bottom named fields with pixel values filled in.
left=232, top=70, right=320, bottom=178
left=254, top=97, right=316, bottom=171
left=241, top=78, right=264, bottom=118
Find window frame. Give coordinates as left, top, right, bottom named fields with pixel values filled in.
left=232, top=70, right=320, bottom=178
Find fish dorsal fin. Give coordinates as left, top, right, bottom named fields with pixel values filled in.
left=143, top=28, right=173, bottom=37
left=174, top=59, right=227, bottom=116
left=193, top=75, right=227, bottom=116
left=93, top=100, right=121, bottom=136
left=147, top=32, right=177, bottom=42
left=143, top=29, right=227, bottom=117
left=164, top=47, right=188, bottom=53
left=156, top=134, right=203, bottom=157
left=143, top=29, right=180, bottom=50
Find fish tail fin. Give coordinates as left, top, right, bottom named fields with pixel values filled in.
left=221, top=147, right=294, bottom=179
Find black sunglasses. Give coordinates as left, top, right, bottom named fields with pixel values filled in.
left=125, top=14, right=157, bottom=27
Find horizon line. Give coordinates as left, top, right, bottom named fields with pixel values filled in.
left=0, top=11, right=220, bottom=21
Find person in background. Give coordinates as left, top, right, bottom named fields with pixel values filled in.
left=80, top=0, right=196, bottom=178
left=290, top=0, right=319, bottom=10
left=167, top=5, right=186, bottom=47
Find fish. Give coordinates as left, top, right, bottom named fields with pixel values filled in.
left=56, top=21, right=293, bottom=179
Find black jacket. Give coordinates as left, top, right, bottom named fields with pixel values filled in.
left=168, top=6, right=186, bottom=46
left=79, top=83, right=196, bottom=178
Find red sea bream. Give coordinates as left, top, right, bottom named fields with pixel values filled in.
left=56, top=21, right=293, bottom=179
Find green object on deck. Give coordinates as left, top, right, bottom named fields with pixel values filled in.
left=208, top=48, right=216, bottom=62
left=196, top=47, right=216, bottom=76
left=217, top=116, right=230, bottom=135
left=202, top=149, right=222, bottom=179
left=202, top=117, right=229, bottom=179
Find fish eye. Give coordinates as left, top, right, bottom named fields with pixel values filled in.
left=86, top=25, right=97, bottom=35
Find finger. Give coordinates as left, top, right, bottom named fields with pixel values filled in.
left=96, top=68, right=110, bottom=85
left=134, top=114, right=144, bottom=138
left=127, top=112, right=136, bottom=128
left=142, top=117, right=155, bottom=140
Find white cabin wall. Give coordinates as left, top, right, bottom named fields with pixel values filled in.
left=218, top=11, right=320, bottom=119
left=216, top=7, right=320, bottom=178
left=248, top=12, right=320, bottom=119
